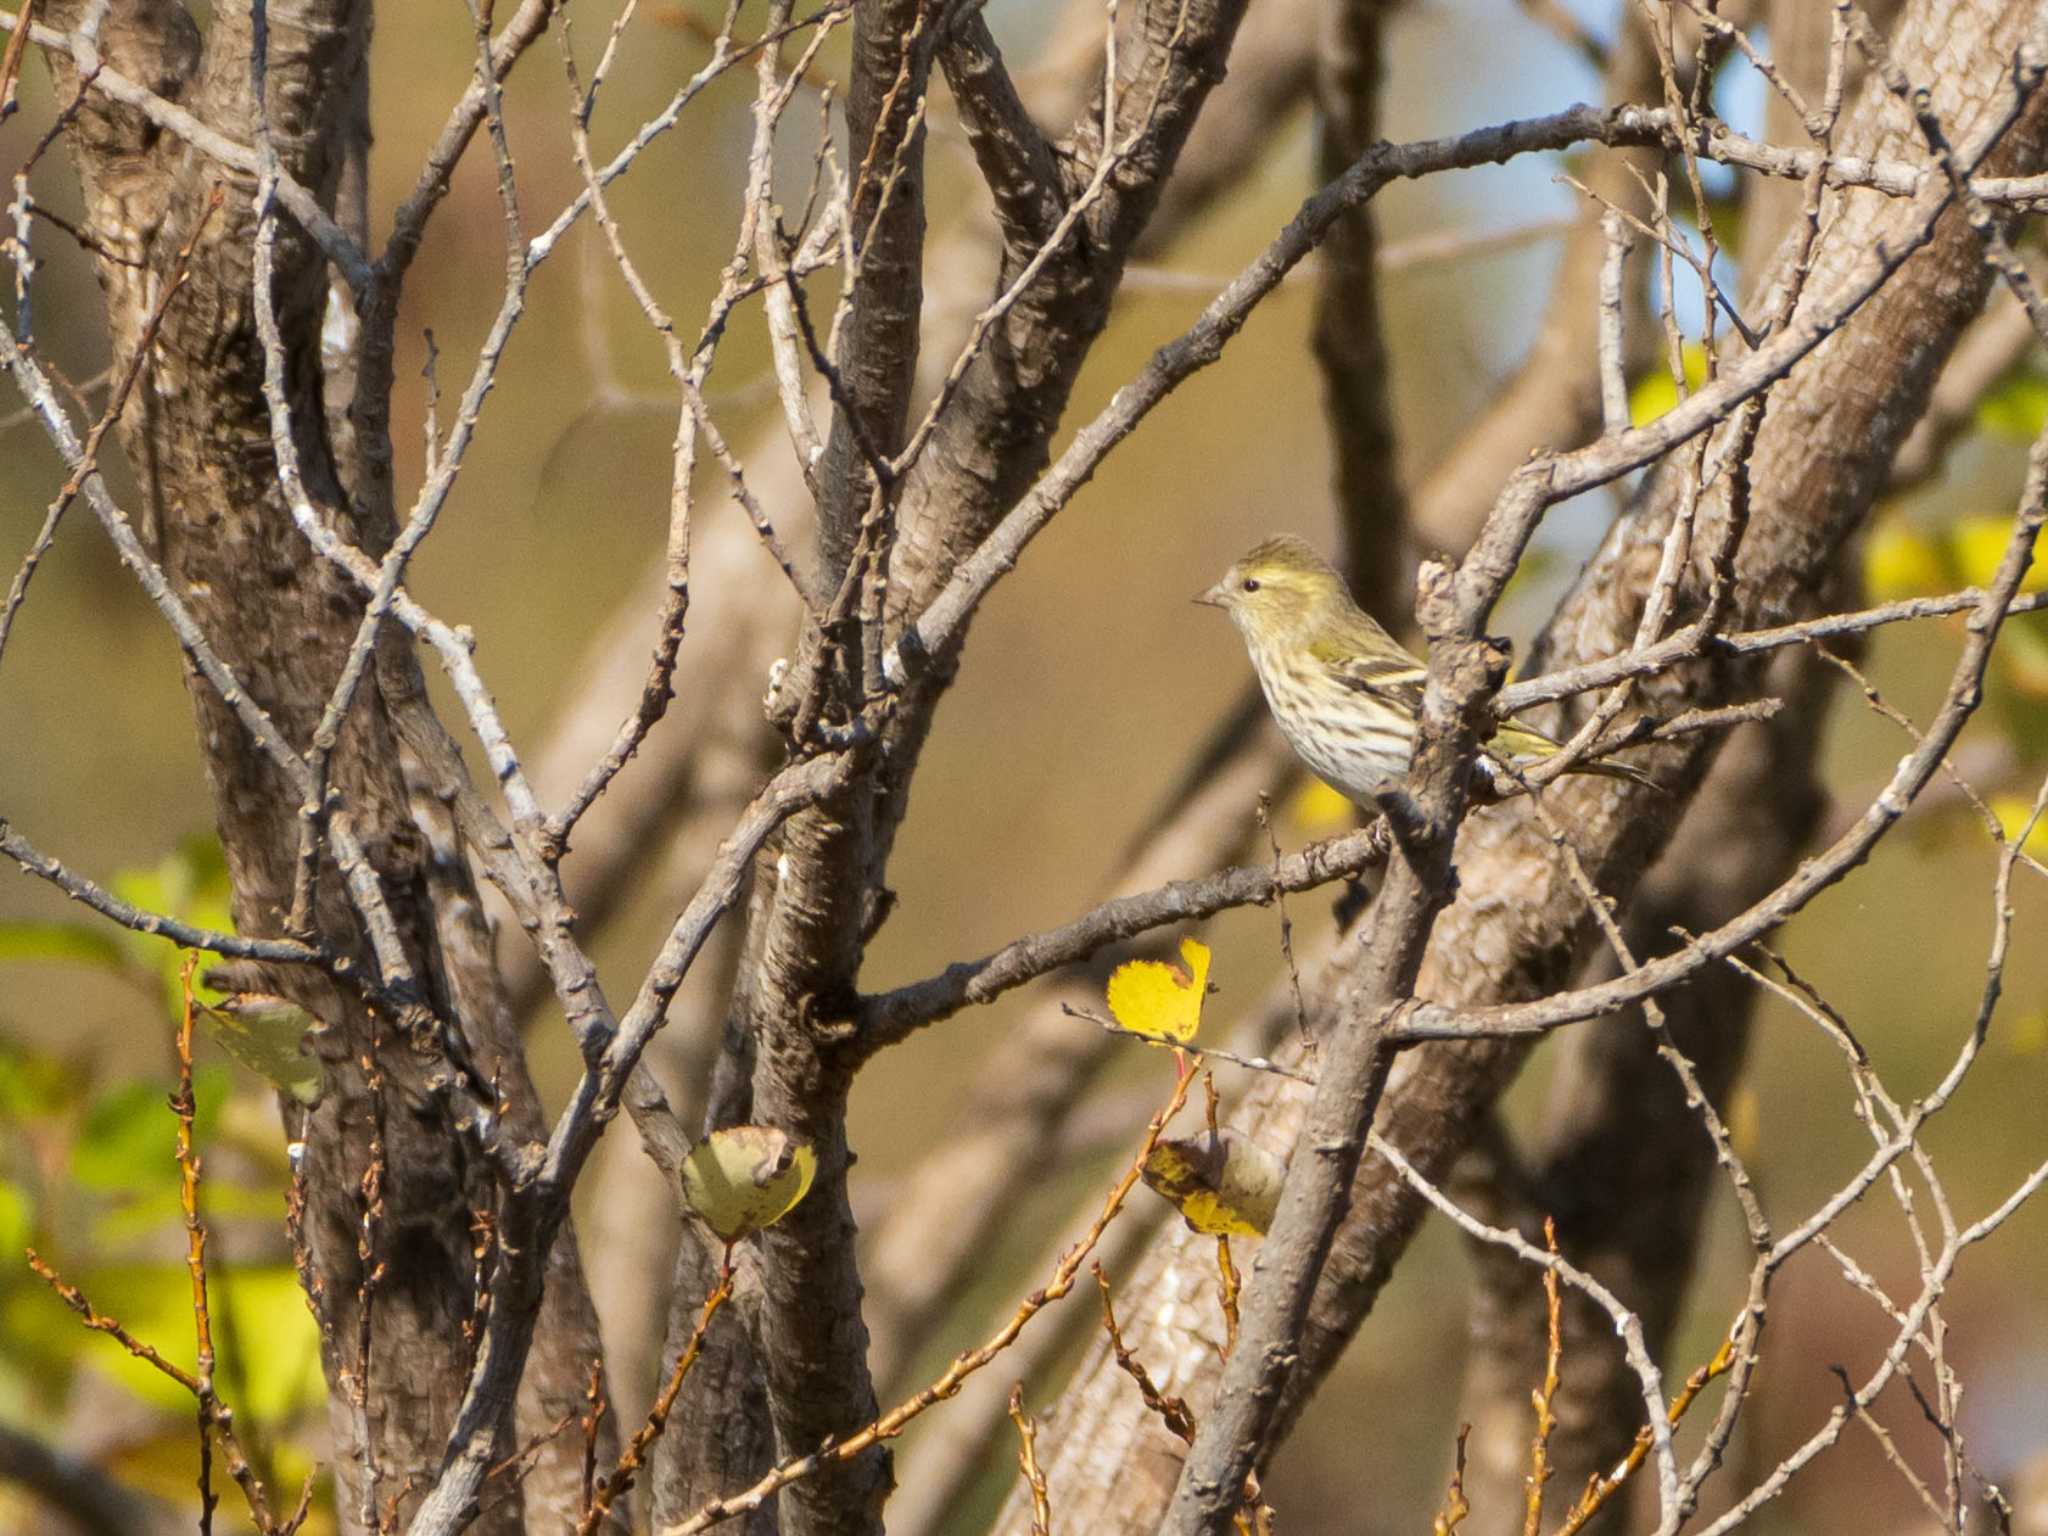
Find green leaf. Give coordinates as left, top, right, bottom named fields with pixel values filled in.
left=72, top=1081, right=174, bottom=1196
left=680, top=1127, right=817, bottom=1243
left=10, top=1263, right=323, bottom=1420
left=109, top=865, right=181, bottom=933
left=105, top=837, right=238, bottom=1013
left=207, top=1266, right=325, bottom=1421
left=0, top=920, right=130, bottom=972
left=1628, top=343, right=1711, bottom=426
left=0, top=1179, right=32, bottom=1260
left=73, top=1071, right=227, bottom=1196
left=91, top=1178, right=281, bottom=1247
left=0, top=1043, right=77, bottom=1121
left=1977, top=370, right=2048, bottom=441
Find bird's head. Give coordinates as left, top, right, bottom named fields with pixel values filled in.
left=1194, top=535, right=1348, bottom=644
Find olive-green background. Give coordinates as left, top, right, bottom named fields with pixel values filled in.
left=3, top=1, right=2045, bottom=1531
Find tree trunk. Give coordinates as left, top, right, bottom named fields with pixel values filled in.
left=42, top=3, right=614, bottom=1527
left=996, top=1, right=2048, bottom=1527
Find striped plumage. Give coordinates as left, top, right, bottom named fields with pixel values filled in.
left=1195, top=535, right=1652, bottom=803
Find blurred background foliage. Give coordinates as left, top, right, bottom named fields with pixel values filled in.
left=3, top=0, right=2047, bottom=1530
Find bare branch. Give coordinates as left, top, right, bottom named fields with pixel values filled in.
left=3, top=4, right=366, bottom=286
left=1158, top=567, right=1508, bottom=1535
left=938, top=9, right=1065, bottom=254
left=1401, top=429, right=2048, bottom=1048
left=858, top=824, right=1388, bottom=1047
left=657, top=1071, right=1195, bottom=1536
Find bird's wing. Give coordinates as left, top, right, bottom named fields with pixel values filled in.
left=1491, top=717, right=1565, bottom=756
left=1308, top=636, right=1427, bottom=712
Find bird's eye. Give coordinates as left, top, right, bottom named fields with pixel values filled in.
left=1241, top=578, right=1261, bottom=593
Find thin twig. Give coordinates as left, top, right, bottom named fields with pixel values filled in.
left=0, top=187, right=221, bottom=672
left=1092, top=1263, right=1196, bottom=1444
left=1060, top=1003, right=1316, bottom=1083
left=1596, top=208, right=1632, bottom=436
left=657, top=1070, right=1194, bottom=1535
left=578, top=1263, right=736, bottom=1535
left=175, top=957, right=220, bottom=1536
left=1434, top=1425, right=1473, bottom=1536
left=26, top=1244, right=279, bottom=1533
left=1551, top=1335, right=1736, bottom=1536
left=1006, top=1386, right=1052, bottom=1536
left=1522, top=1218, right=1562, bottom=1536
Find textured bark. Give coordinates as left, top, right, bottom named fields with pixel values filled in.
left=512, top=0, right=1320, bottom=1030
left=863, top=726, right=1293, bottom=1390
left=1161, top=583, right=1508, bottom=1536
left=736, top=935, right=888, bottom=1536
left=1286, top=0, right=2048, bottom=1443
left=984, top=955, right=1340, bottom=1536
left=1021, top=0, right=1318, bottom=256
left=514, top=1, right=1329, bottom=1514
left=999, top=0, right=2048, bottom=1525
left=729, top=0, right=935, bottom=1528
left=1744, top=0, right=1840, bottom=264
left=1745, top=0, right=1902, bottom=263
left=420, top=812, right=623, bottom=1529
left=1450, top=8, right=1862, bottom=1509
left=816, top=0, right=929, bottom=587
left=857, top=0, right=1325, bottom=1386
left=39, top=3, right=612, bottom=1529
left=1312, top=0, right=1408, bottom=622
left=1450, top=646, right=1835, bottom=1535
left=1406, top=9, right=1662, bottom=557
left=884, top=0, right=1255, bottom=631
left=718, top=5, right=1298, bottom=1531
left=647, top=1224, right=780, bottom=1536
left=590, top=805, right=751, bottom=1445
left=862, top=0, right=1263, bottom=957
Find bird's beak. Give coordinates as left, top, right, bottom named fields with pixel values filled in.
left=1192, top=580, right=1229, bottom=609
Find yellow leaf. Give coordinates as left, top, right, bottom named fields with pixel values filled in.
left=1286, top=779, right=1355, bottom=836
left=1950, top=516, right=2048, bottom=593
left=1996, top=620, right=2048, bottom=698
left=1976, top=371, right=2048, bottom=441
left=1142, top=1132, right=1285, bottom=1237
left=1990, top=794, right=2048, bottom=859
left=680, top=1126, right=817, bottom=1244
left=2009, top=1011, right=2048, bottom=1057
left=1863, top=517, right=1946, bottom=602
left=1628, top=343, right=1710, bottom=426
left=1727, top=1083, right=1761, bottom=1165
left=1105, top=937, right=1211, bottom=1045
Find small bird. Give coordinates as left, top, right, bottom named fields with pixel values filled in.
left=1195, top=535, right=1654, bottom=802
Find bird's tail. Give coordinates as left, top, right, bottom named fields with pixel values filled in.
left=1562, top=756, right=1664, bottom=791
left=1491, top=719, right=1662, bottom=792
